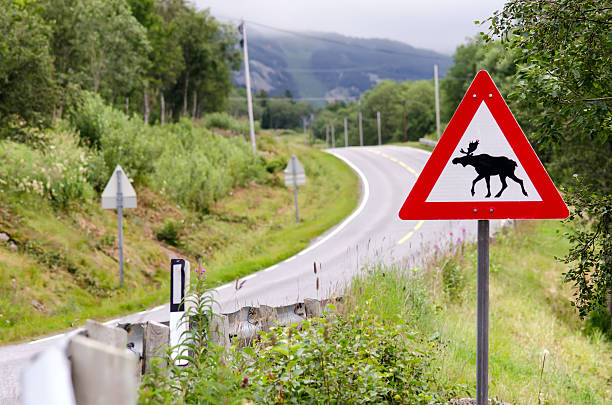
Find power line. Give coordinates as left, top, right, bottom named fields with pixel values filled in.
left=213, top=13, right=449, bottom=61
left=245, top=20, right=448, bottom=60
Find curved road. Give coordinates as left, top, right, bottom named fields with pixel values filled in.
left=0, top=145, right=488, bottom=403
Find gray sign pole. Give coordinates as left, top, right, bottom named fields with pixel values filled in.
left=477, top=219, right=490, bottom=405
left=291, top=156, right=299, bottom=222
left=116, top=169, right=124, bottom=286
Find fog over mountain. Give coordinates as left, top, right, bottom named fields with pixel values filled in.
left=234, top=27, right=452, bottom=103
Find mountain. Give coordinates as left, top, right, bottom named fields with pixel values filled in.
left=234, top=27, right=452, bottom=104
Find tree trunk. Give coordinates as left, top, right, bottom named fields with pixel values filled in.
left=161, top=94, right=165, bottom=125
left=144, top=89, right=150, bottom=124
left=607, top=293, right=612, bottom=331
left=192, top=91, right=197, bottom=118
left=183, top=72, right=189, bottom=117
left=125, top=97, right=129, bottom=115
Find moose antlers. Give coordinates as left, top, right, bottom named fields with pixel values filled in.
left=460, top=140, right=479, bottom=156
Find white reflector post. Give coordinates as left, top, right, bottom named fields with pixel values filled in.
left=169, top=258, right=189, bottom=365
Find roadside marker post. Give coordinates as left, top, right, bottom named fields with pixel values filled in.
left=398, top=71, right=568, bottom=405
left=170, top=258, right=190, bottom=366
left=102, top=165, right=137, bottom=286
left=284, top=155, right=306, bottom=222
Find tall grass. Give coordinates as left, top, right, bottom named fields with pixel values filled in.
left=347, top=222, right=611, bottom=404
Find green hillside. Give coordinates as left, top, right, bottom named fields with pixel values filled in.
left=0, top=97, right=359, bottom=343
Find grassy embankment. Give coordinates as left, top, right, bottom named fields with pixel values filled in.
left=349, top=220, right=611, bottom=404
left=0, top=103, right=358, bottom=343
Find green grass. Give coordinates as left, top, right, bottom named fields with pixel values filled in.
left=0, top=132, right=359, bottom=343
left=348, top=221, right=611, bottom=404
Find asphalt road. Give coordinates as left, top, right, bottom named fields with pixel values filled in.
left=0, top=145, right=490, bottom=404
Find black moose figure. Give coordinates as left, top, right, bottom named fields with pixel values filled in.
left=452, top=140, right=528, bottom=198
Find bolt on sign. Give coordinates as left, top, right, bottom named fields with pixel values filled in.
left=398, top=71, right=568, bottom=405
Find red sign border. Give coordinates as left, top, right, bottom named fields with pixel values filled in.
left=399, top=70, right=569, bottom=220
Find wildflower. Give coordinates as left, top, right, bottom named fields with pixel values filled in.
left=462, top=227, right=466, bottom=234
left=241, top=376, right=249, bottom=388
left=457, top=237, right=462, bottom=244
left=196, top=258, right=206, bottom=278
left=433, top=244, right=439, bottom=250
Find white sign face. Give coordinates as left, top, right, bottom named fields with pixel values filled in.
left=284, top=156, right=306, bottom=187
left=426, top=102, right=542, bottom=202
left=101, top=165, right=137, bottom=209
left=172, top=263, right=183, bottom=306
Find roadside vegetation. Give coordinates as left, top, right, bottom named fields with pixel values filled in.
left=140, top=220, right=611, bottom=404
left=352, top=221, right=611, bottom=404
left=0, top=96, right=358, bottom=343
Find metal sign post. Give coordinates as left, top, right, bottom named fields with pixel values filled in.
left=284, top=155, right=306, bottom=223
left=292, top=156, right=299, bottom=222
left=477, top=220, right=490, bottom=405
left=398, top=71, right=569, bottom=404
left=116, top=170, right=124, bottom=285
left=102, top=165, right=137, bottom=287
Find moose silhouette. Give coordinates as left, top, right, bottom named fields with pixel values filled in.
left=452, top=140, right=528, bottom=198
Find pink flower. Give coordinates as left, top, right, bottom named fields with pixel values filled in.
left=197, top=258, right=206, bottom=278
left=434, top=244, right=439, bottom=250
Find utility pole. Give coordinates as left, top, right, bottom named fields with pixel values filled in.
left=402, top=99, right=407, bottom=142
left=331, top=125, right=335, bottom=148
left=239, top=20, right=257, bottom=153
left=358, top=110, right=363, bottom=146
left=377, top=111, right=382, bottom=145
left=344, top=117, right=348, bottom=147
left=310, top=114, right=314, bottom=144
left=434, top=64, right=441, bottom=140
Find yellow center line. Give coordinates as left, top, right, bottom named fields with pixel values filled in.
left=363, top=149, right=424, bottom=245
left=397, top=231, right=414, bottom=245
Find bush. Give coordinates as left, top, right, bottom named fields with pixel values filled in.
left=151, top=120, right=266, bottom=212
left=0, top=129, right=94, bottom=208
left=70, top=93, right=162, bottom=189
left=140, top=274, right=459, bottom=404
left=155, top=220, right=181, bottom=247
left=204, top=112, right=260, bottom=136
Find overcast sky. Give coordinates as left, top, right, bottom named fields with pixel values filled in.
left=193, top=0, right=508, bottom=55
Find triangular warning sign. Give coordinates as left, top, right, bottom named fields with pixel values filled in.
left=399, top=70, right=568, bottom=220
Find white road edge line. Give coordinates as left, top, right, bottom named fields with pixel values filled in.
left=298, top=151, right=370, bottom=256
left=284, top=256, right=296, bottom=263
left=242, top=274, right=257, bottom=281
left=28, top=333, right=65, bottom=345
left=264, top=264, right=279, bottom=272
left=151, top=305, right=165, bottom=311
left=216, top=284, right=231, bottom=291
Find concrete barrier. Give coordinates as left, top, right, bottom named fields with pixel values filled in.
left=142, top=321, right=169, bottom=374
left=85, top=319, right=127, bottom=350
left=69, top=335, right=137, bottom=405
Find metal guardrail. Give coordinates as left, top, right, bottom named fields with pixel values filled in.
left=418, top=138, right=438, bottom=147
